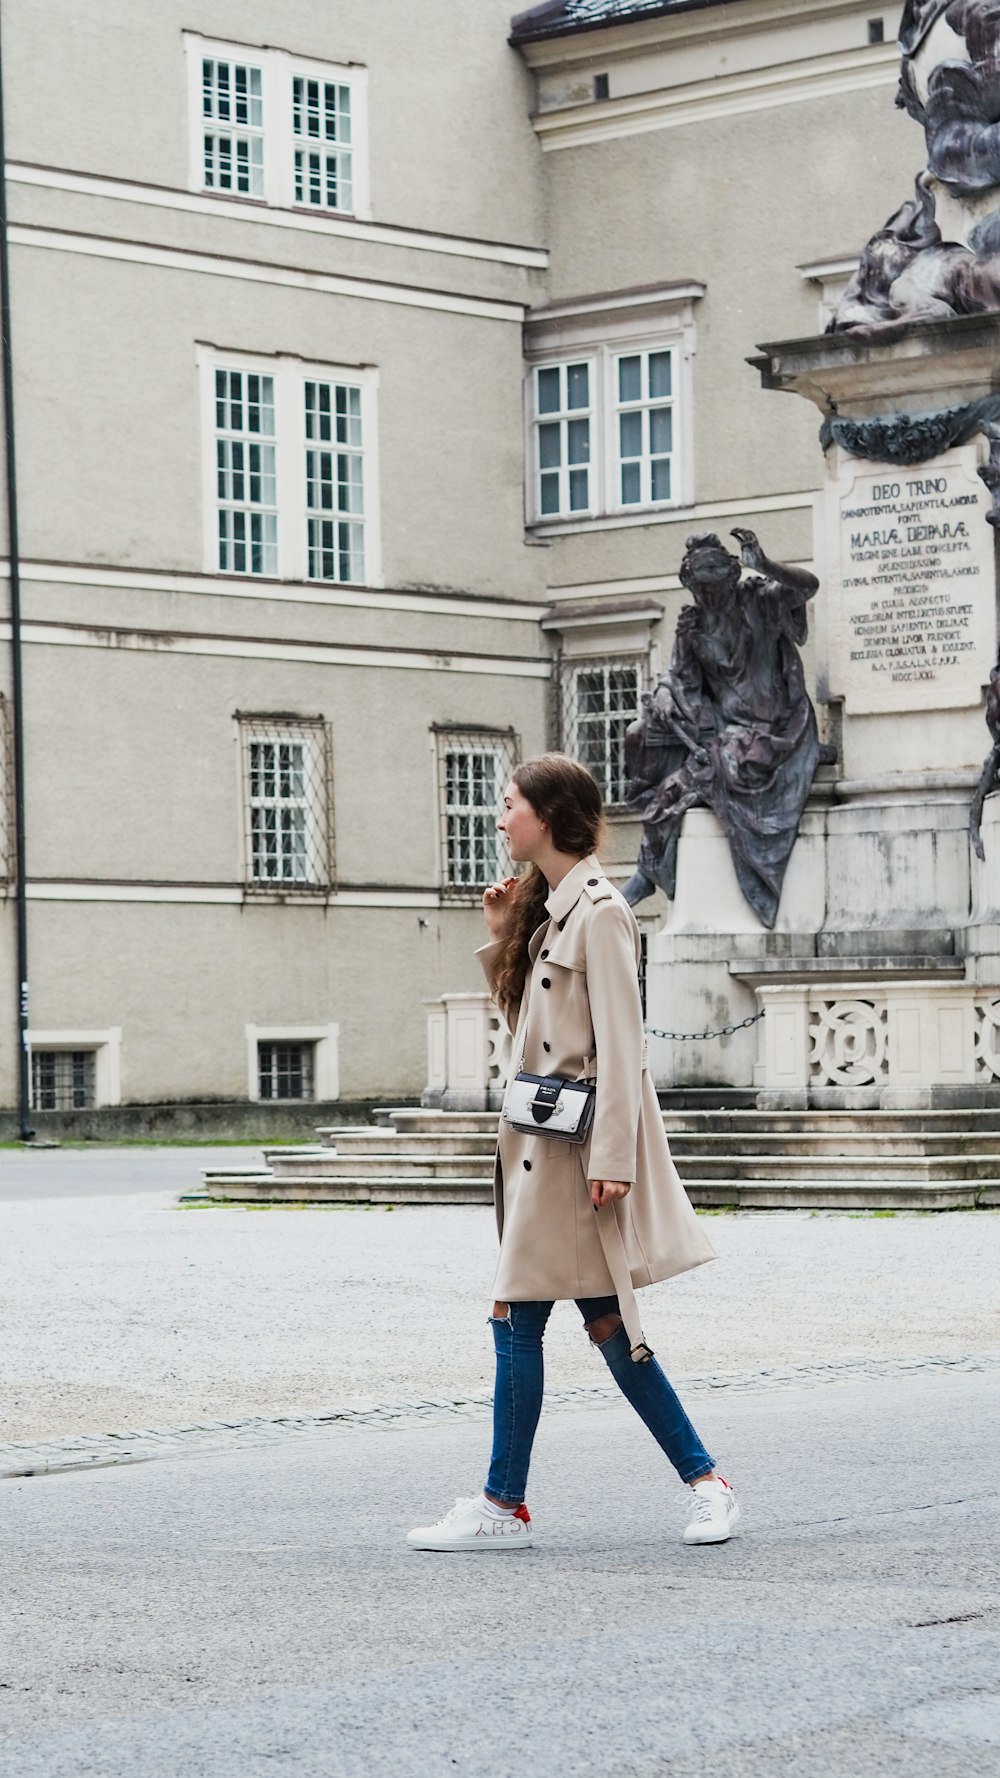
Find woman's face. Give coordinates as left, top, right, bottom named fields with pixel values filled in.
left=497, top=779, right=548, bottom=864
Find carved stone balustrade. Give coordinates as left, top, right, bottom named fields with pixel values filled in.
left=423, top=992, right=512, bottom=1111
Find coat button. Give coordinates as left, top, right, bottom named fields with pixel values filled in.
left=543, top=1041, right=551, bottom=1053
left=587, top=878, right=599, bottom=886
left=540, top=949, right=549, bottom=958
left=541, top=977, right=551, bottom=988
left=523, top=1159, right=532, bottom=1171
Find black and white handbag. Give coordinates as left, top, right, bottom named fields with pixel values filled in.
left=502, top=1071, right=596, bottom=1144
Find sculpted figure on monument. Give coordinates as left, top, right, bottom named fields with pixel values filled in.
left=970, top=658, right=1000, bottom=859
left=622, top=531, right=827, bottom=931
left=832, top=2, right=1000, bottom=336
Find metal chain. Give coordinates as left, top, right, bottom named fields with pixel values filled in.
left=644, top=1010, right=766, bottom=1042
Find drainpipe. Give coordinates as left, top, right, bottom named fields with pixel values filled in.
left=0, top=23, right=34, bottom=1140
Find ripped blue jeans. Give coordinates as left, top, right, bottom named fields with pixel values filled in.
left=485, top=1298, right=715, bottom=1505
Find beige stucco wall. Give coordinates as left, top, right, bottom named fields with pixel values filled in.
left=4, top=0, right=971, bottom=1112
left=2, top=0, right=545, bottom=249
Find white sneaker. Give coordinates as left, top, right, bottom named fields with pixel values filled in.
left=407, top=1495, right=533, bottom=1552
left=683, top=1475, right=741, bottom=1545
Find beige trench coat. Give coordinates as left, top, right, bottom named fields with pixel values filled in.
left=477, top=855, right=715, bottom=1357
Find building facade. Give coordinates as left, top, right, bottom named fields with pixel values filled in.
left=0, top=0, right=921, bottom=1121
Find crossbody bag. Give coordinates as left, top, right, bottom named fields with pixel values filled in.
left=501, top=1069, right=596, bottom=1144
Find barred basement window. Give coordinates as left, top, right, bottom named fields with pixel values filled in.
left=202, top=56, right=264, bottom=196
left=215, top=368, right=277, bottom=576
left=435, top=727, right=519, bottom=895
left=305, top=379, right=365, bottom=583
left=563, top=658, right=643, bottom=806
left=31, top=1050, right=96, bottom=1111
left=239, top=716, right=334, bottom=890
left=293, top=76, right=353, bottom=211
left=257, top=1041, right=314, bottom=1101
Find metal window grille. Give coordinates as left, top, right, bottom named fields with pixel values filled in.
left=202, top=58, right=265, bottom=196
left=615, top=348, right=675, bottom=507
left=562, top=656, right=643, bottom=806
left=293, top=76, right=353, bottom=211
left=304, top=380, right=365, bottom=583
left=31, top=1050, right=96, bottom=1111
left=215, top=369, right=278, bottom=576
left=533, top=359, right=592, bottom=518
left=435, top=728, right=518, bottom=896
left=257, top=1041, right=314, bottom=1101
left=239, top=716, right=335, bottom=890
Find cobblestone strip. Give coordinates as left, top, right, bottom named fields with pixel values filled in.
left=4, top=1350, right=999, bottom=1480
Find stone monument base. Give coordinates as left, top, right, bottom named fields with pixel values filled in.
left=645, top=796, right=1000, bottom=1111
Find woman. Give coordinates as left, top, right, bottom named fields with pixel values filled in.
left=407, top=753, right=739, bottom=1553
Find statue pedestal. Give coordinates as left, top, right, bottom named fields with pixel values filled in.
left=647, top=319, right=1000, bottom=1107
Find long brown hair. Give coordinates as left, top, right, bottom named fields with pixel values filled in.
left=492, top=753, right=606, bottom=1010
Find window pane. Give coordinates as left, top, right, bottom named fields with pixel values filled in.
left=621, top=461, right=641, bottom=504
left=540, top=471, right=560, bottom=515
left=569, top=468, right=589, bottom=511
left=619, top=411, right=642, bottom=459
left=651, top=457, right=672, bottom=502
left=538, top=422, right=562, bottom=471
left=618, top=355, right=642, bottom=403
left=649, top=351, right=672, bottom=399
left=566, top=362, right=589, bottom=410
left=649, top=407, right=673, bottom=455
left=566, top=418, right=589, bottom=466
left=537, top=367, right=561, bottom=414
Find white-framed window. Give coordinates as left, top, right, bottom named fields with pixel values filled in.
left=524, top=283, right=702, bottom=530
left=293, top=75, right=353, bottom=212
left=304, top=379, right=365, bottom=584
left=433, top=727, right=519, bottom=897
left=199, top=348, right=380, bottom=586
left=565, top=657, right=644, bottom=807
left=201, top=54, right=265, bottom=197
left=185, top=36, right=370, bottom=219
left=27, top=1029, right=123, bottom=1110
left=237, top=714, right=334, bottom=892
left=215, top=366, right=278, bottom=577
left=245, top=1024, right=340, bottom=1101
left=533, top=359, right=593, bottom=519
left=615, top=347, right=674, bottom=507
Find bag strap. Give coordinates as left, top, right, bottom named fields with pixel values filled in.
left=592, top=1202, right=653, bottom=1363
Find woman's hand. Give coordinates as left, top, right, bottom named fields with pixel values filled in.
left=482, top=876, right=518, bottom=940
left=590, top=1179, right=631, bottom=1208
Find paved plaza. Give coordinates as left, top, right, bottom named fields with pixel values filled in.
left=2, top=1147, right=999, bottom=1775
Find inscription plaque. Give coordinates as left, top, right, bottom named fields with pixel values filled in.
left=830, top=445, right=996, bottom=714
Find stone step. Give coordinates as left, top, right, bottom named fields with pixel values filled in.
left=330, top=1108, right=1000, bottom=1141
left=675, top=1153, right=1000, bottom=1181
left=202, top=1173, right=493, bottom=1205
left=199, top=1171, right=999, bottom=1210
left=308, top=1131, right=496, bottom=1158
left=268, top=1150, right=493, bottom=1182
left=666, top=1132, right=1000, bottom=1157
left=683, top=1180, right=999, bottom=1211
left=317, top=1126, right=1000, bottom=1160
left=661, top=1111, right=1000, bottom=1134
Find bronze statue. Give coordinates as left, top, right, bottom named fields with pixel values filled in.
left=970, top=658, right=1000, bottom=859
left=832, top=3, right=1000, bottom=336
left=622, top=531, right=828, bottom=930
